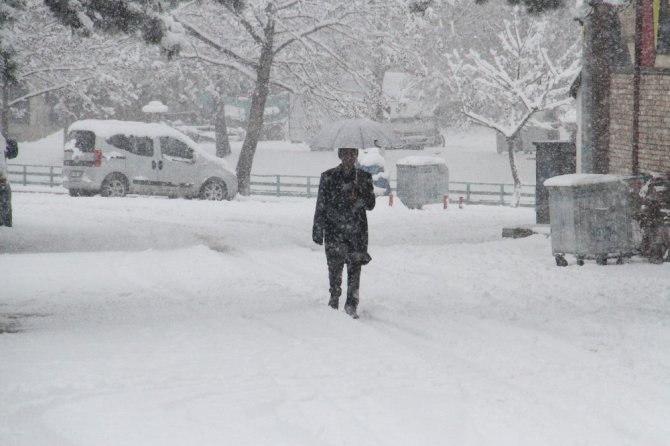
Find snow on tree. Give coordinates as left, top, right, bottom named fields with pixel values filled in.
left=0, top=0, right=26, bottom=136
left=447, top=8, right=580, bottom=206
left=340, top=0, right=427, bottom=122
left=30, top=0, right=399, bottom=193
left=410, top=0, right=513, bottom=126
left=43, top=0, right=186, bottom=58
left=475, top=0, right=565, bottom=15
left=2, top=1, right=149, bottom=137
left=169, top=0, right=394, bottom=194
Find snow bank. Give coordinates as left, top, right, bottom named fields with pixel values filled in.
left=543, top=173, right=625, bottom=187
left=359, top=147, right=385, bottom=168
left=396, top=155, right=447, bottom=166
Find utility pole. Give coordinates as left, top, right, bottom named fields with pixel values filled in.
left=580, top=4, right=596, bottom=173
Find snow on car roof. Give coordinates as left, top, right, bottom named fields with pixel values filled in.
left=69, top=119, right=191, bottom=141
left=396, top=156, right=446, bottom=166
left=68, top=119, right=231, bottom=168
left=543, top=174, right=625, bottom=187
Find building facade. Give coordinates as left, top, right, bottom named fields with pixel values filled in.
left=608, top=1, right=670, bottom=175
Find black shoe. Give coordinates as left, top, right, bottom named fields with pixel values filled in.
left=328, top=297, right=339, bottom=309
left=344, top=304, right=359, bottom=319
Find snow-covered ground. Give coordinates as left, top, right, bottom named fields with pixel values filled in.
left=2, top=127, right=669, bottom=445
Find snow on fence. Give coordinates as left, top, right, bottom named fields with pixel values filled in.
left=7, top=165, right=535, bottom=207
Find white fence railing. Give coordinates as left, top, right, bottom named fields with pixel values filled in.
left=8, top=164, right=535, bottom=207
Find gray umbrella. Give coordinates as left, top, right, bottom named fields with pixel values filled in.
left=310, top=118, right=399, bottom=151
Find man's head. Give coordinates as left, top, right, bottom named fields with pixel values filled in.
left=338, top=147, right=358, bottom=171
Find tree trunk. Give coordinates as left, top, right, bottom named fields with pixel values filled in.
left=214, top=99, right=231, bottom=158
left=506, top=136, right=522, bottom=208
left=1, top=82, right=9, bottom=138
left=63, top=116, right=73, bottom=144
left=372, top=63, right=386, bottom=122
left=235, top=26, right=275, bottom=195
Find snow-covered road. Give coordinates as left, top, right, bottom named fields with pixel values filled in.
left=1, top=193, right=669, bottom=445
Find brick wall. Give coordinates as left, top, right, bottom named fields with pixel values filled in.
left=609, top=70, right=670, bottom=175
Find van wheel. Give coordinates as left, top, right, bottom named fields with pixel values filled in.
left=200, top=178, right=227, bottom=201
left=101, top=174, right=128, bottom=197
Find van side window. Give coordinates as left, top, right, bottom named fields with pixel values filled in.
left=107, top=134, right=131, bottom=152
left=131, top=136, right=154, bottom=157
left=160, top=137, right=193, bottom=160
left=107, top=134, right=154, bottom=157
left=68, top=130, right=96, bottom=152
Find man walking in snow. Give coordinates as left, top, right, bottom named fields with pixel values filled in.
left=312, top=147, right=376, bottom=318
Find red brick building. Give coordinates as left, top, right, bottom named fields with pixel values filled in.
left=607, top=2, right=670, bottom=175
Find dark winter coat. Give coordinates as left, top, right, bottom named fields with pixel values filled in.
left=312, top=165, right=376, bottom=260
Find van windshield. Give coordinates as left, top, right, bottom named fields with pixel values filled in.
left=67, top=130, right=96, bottom=153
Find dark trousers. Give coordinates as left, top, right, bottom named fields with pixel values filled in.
left=326, top=250, right=361, bottom=307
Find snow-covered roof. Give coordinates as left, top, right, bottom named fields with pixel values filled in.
left=141, top=100, right=169, bottom=113
left=543, top=174, right=625, bottom=187
left=396, top=156, right=446, bottom=166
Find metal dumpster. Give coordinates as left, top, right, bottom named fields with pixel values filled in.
left=395, top=156, right=449, bottom=209
left=544, top=174, right=639, bottom=266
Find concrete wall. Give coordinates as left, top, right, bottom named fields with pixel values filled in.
left=609, top=70, right=670, bottom=175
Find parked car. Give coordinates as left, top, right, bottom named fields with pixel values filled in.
left=172, top=124, right=245, bottom=143
left=357, top=147, right=391, bottom=196
left=389, top=116, right=444, bottom=150
left=173, top=124, right=216, bottom=143
left=0, top=131, right=19, bottom=227
left=63, top=120, right=238, bottom=200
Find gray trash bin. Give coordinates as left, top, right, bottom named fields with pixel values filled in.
left=396, top=156, right=449, bottom=209
left=533, top=140, right=576, bottom=224
left=544, top=174, right=640, bottom=266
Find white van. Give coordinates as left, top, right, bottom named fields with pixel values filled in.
left=63, top=120, right=238, bottom=200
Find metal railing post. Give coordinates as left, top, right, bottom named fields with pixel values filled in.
left=50, top=166, right=55, bottom=187
left=22, top=165, right=28, bottom=185
left=276, top=175, right=281, bottom=196
left=306, top=176, right=311, bottom=198
left=500, top=184, right=505, bottom=205
left=466, top=183, right=471, bottom=203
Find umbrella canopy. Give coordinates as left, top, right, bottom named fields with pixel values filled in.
left=310, top=118, right=399, bottom=151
